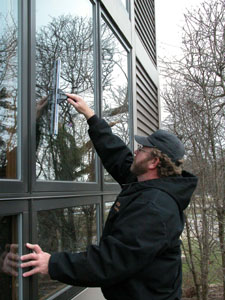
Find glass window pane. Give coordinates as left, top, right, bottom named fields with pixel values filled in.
left=37, top=204, right=98, bottom=299
left=121, top=0, right=127, bottom=9
left=0, top=0, right=20, bottom=179
left=0, top=215, right=19, bottom=299
left=35, top=0, right=96, bottom=182
left=104, top=201, right=114, bottom=223
left=101, top=19, right=130, bottom=182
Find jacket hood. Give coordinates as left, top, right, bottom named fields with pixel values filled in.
left=122, top=171, right=198, bottom=211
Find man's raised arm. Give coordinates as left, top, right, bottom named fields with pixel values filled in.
left=66, top=94, right=135, bottom=185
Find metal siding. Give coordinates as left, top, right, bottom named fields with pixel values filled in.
left=134, top=0, right=157, bottom=65
left=136, top=58, right=159, bottom=136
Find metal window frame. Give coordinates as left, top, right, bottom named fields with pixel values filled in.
left=102, top=194, right=117, bottom=226
left=29, top=0, right=101, bottom=193
left=0, top=0, right=29, bottom=195
left=29, top=195, right=102, bottom=300
left=0, top=200, right=30, bottom=300
left=100, top=9, right=133, bottom=191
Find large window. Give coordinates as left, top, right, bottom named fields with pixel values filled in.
left=37, top=204, right=99, bottom=299
left=0, top=1, right=138, bottom=299
left=35, top=0, right=96, bottom=182
left=101, top=18, right=130, bottom=182
left=0, top=0, right=20, bottom=179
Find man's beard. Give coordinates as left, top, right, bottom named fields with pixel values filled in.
left=130, top=157, right=150, bottom=176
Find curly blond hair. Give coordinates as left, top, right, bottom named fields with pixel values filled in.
left=150, top=148, right=183, bottom=177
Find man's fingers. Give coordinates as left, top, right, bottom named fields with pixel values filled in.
left=66, top=93, right=78, bottom=100
left=21, top=252, right=38, bottom=262
left=25, top=243, right=42, bottom=254
left=67, top=98, right=78, bottom=108
left=22, top=267, right=39, bottom=277
left=20, top=260, right=39, bottom=269
left=67, top=98, right=77, bottom=105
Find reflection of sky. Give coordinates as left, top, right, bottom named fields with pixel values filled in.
left=0, top=0, right=17, bottom=34
left=36, top=0, right=92, bottom=29
left=120, top=0, right=126, bottom=8
left=102, top=21, right=128, bottom=109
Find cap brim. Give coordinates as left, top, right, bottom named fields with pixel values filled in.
left=134, top=135, right=155, bottom=148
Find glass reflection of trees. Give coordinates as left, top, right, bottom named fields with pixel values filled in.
left=104, top=201, right=114, bottom=223
left=36, top=14, right=96, bottom=182
left=37, top=204, right=98, bottom=299
left=0, top=215, right=18, bottom=300
left=0, top=3, right=18, bottom=179
left=101, top=20, right=130, bottom=182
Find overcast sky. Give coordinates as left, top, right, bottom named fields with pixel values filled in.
left=155, top=0, right=203, bottom=59
left=155, top=0, right=204, bottom=120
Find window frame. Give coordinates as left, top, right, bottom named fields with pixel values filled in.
left=30, top=195, right=102, bottom=300
left=0, top=0, right=29, bottom=195
left=102, top=194, right=117, bottom=224
left=100, top=10, right=134, bottom=191
left=0, top=200, right=30, bottom=300
left=30, top=0, right=101, bottom=193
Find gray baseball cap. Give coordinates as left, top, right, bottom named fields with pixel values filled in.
left=135, top=129, right=185, bottom=162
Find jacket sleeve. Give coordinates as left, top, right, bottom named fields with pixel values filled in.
left=87, top=115, right=136, bottom=185
left=48, top=200, right=169, bottom=287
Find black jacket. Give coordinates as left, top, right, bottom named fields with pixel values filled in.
left=49, top=115, right=198, bottom=300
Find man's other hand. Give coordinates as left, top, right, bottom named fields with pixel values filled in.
left=20, top=243, right=51, bottom=277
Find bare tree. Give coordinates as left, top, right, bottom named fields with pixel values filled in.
left=159, top=0, right=225, bottom=299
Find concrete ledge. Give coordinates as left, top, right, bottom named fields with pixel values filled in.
left=72, top=288, right=106, bottom=300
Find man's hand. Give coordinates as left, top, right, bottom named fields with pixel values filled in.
left=66, top=93, right=95, bottom=120
left=20, top=243, right=51, bottom=277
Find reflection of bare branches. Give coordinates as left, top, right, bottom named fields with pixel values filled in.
left=38, top=205, right=97, bottom=254
left=103, top=87, right=128, bottom=117
left=35, top=14, right=121, bottom=181
left=35, top=15, right=96, bottom=181
left=0, top=18, right=18, bottom=177
left=0, top=26, right=17, bottom=87
left=36, top=144, right=52, bottom=180
left=101, top=20, right=129, bottom=150
left=103, top=84, right=129, bottom=145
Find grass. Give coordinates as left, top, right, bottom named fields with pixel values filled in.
left=182, top=238, right=223, bottom=287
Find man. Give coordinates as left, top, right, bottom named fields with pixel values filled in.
left=21, top=94, right=198, bottom=300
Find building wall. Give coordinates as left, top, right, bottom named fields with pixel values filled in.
left=0, top=0, right=159, bottom=299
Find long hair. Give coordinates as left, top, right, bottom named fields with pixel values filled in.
left=150, top=148, right=183, bottom=177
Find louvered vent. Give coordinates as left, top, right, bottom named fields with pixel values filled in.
left=134, top=0, right=157, bottom=65
left=136, top=58, right=159, bottom=136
